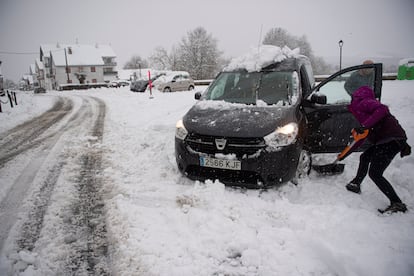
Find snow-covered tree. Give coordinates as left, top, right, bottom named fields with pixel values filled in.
left=149, top=47, right=170, bottom=70
left=176, top=27, right=223, bottom=79
left=123, top=55, right=149, bottom=69
left=149, top=46, right=180, bottom=71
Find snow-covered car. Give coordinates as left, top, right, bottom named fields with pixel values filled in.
left=110, top=80, right=130, bottom=88
left=130, top=73, right=165, bottom=92
left=34, top=87, right=46, bottom=93
left=154, top=72, right=195, bottom=92
left=175, top=46, right=383, bottom=188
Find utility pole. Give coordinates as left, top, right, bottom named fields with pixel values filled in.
left=64, top=48, right=70, bottom=83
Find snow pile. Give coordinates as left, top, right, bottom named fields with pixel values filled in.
left=0, top=92, right=55, bottom=133
left=195, top=99, right=251, bottom=110
left=224, top=45, right=300, bottom=72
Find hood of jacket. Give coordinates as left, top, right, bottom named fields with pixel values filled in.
left=348, top=86, right=386, bottom=128
left=348, top=86, right=407, bottom=144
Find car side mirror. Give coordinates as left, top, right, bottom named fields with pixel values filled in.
left=310, top=93, right=327, bottom=104
left=195, top=92, right=202, bottom=100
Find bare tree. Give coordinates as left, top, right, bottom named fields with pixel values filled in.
left=123, top=55, right=149, bottom=69
left=263, top=27, right=313, bottom=59
left=149, top=47, right=170, bottom=70
left=149, top=46, right=180, bottom=71
left=263, top=27, right=331, bottom=74
left=176, top=27, right=222, bottom=79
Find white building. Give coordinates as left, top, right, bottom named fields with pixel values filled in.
left=38, top=43, right=117, bottom=90
left=35, top=58, right=45, bottom=89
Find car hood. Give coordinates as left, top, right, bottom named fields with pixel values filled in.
left=183, top=101, right=297, bottom=137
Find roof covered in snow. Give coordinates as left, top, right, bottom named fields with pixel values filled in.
left=40, top=43, right=116, bottom=67
left=224, top=45, right=300, bottom=72
left=35, top=58, right=44, bottom=70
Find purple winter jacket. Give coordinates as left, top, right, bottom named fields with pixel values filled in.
left=348, top=86, right=407, bottom=145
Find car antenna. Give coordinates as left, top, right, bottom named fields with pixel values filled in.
left=256, top=24, right=263, bottom=65
left=255, top=24, right=264, bottom=103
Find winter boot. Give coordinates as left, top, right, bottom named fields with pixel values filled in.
left=346, top=182, right=361, bottom=194
left=378, top=202, right=407, bottom=214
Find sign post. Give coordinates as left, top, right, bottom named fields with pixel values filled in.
left=148, top=70, right=154, bottom=99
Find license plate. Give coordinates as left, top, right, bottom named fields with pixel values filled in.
left=199, top=156, right=241, bottom=171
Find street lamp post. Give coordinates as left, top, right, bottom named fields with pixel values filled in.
left=338, top=40, right=344, bottom=71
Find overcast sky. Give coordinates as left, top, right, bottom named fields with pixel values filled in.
left=1, top=0, right=413, bottom=81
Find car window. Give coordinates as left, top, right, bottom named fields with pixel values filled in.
left=317, top=68, right=374, bottom=105
left=204, top=71, right=297, bottom=105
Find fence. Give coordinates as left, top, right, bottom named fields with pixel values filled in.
left=0, top=90, right=18, bottom=112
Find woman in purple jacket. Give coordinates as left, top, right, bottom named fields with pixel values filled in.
left=346, top=86, right=410, bottom=214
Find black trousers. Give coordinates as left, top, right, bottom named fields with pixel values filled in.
left=352, top=140, right=403, bottom=204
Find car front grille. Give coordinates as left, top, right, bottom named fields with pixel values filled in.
left=185, top=133, right=266, bottom=157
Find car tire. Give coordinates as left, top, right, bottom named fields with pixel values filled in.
left=188, top=85, right=194, bottom=91
left=164, top=87, right=171, bottom=92
left=291, top=149, right=312, bottom=185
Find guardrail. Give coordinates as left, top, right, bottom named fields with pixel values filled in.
left=58, top=83, right=109, bottom=91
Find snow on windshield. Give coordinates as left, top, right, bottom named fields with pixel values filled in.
left=224, top=45, right=300, bottom=72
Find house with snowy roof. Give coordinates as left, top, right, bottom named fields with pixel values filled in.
left=29, top=63, right=38, bottom=87
left=35, top=58, right=45, bottom=88
left=39, top=43, right=117, bottom=90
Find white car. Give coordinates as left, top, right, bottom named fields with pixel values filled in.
left=154, top=72, right=195, bottom=92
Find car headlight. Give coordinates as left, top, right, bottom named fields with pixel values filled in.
left=175, top=119, right=188, bottom=140
left=264, top=122, right=298, bottom=148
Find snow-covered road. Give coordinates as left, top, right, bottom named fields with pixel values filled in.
left=0, top=81, right=413, bottom=275
left=0, top=95, right=110, bottom=274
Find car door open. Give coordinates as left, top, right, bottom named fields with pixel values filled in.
left=303, top=63, right=383, bottom=153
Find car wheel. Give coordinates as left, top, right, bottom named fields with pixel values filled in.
left=291, top=149, right=312, bottom=185
left=164, top=87, right=171, bottom=92
left=188, top=85, right=194, bottom=91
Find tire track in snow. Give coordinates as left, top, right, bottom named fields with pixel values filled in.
left=63, top=97, right=110, bottom=275
left=0, top=96, right=74, bottom=252
left=0, top=97, right=72, bottom=168
left=0, top=96, right=111, bottom=274
left=13, top=98, right=93, bottom=253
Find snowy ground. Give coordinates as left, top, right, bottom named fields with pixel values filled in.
left=0, top=81, right=413, bottom=275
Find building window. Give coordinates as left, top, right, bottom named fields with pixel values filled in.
left=92, top=79, right=97, bottom=83
left=78, top=66, right=84, bottom=72
left=91, top=66, right=96, bottom=72
left=66, top=67, right=71, bottom=73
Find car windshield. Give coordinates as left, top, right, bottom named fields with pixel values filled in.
left=204, top=71, right=298, bottom=105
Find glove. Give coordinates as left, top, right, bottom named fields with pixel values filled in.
left=353, top=126, right=367, bottom=134
left=400, top=141, right=411, bottom=158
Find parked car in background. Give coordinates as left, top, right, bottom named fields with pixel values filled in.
left=130, top=73, right=165, bottom=92
left=175, top=46, right=383, bottom=188
left=34, top=86, right=46, bottom=93
left=154, top=72, right=195, bottom=92
left=110, top=79, right=130, bottom=88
